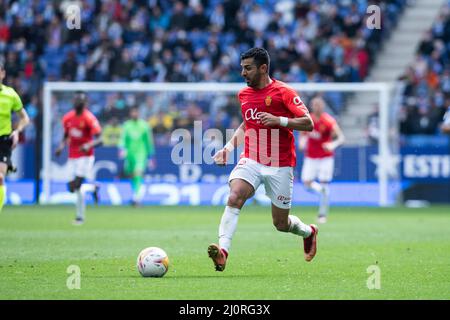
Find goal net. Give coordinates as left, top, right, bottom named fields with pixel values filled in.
left=42, top=82, right=399, bottom=207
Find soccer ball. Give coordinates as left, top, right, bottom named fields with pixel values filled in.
left=136, top=247, right=169, bottom=277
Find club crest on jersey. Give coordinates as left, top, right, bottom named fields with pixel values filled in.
left=265, top=96, right=272, bottom=107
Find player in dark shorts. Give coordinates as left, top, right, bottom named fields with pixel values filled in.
left=0, top=60, right=30, bottom=213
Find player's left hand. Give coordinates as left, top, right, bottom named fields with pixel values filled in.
left=148, top=158, right=156, bottom=170
left=79, top=143, right=90, bottom=153
left=259, top=112, right=280, bottom=127
left=212, top=148, right=229, bottom=166
left=323, top=142, right=335, bottom=152
left=9, top=130, right=19, bottom=149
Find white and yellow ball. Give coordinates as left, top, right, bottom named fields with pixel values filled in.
left=137, top=247, right=169, bottom=277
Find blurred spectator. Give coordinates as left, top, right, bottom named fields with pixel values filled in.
left=399, top=1, right=450, bottom=138
left=366, top=105, right=379, bottom=145
left=61, top=51, right=78, bottom=81
left=170, top=2, right=189, bottom=30
left=102, top=117, right=122, bottom=146
left=248, top=4, right=271, bottom=33
left=111, top=49, right=134, bottom=81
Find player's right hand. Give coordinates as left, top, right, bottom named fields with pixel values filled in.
left=147, top=158, right=156, bottom=170
left=322, top=142, right=335, bottom=152
left=10, top=130, right=19, bottom=150
left=118, top=149, right=127, bottom=159
left=54, top=147, right=63, bottom=157
left=298, top=143, right=305, bottom=151
left=213, top=148, right=229, bottom=166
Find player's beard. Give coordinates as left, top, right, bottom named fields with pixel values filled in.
left=75, top=103, right=84, bottom=114
left=246, top=72, right=261, bottom=88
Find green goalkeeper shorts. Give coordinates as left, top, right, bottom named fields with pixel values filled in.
left=124, top=156, right=146, bottom=176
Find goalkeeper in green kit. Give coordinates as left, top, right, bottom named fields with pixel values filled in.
left=119, top=107, right=155, bottom=206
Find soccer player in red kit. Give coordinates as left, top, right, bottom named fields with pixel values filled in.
left=208, top=48, right=318, bottom=272
left=299, top=96, right=345, bottom=224
left=55, top=91, right=102, bottom=225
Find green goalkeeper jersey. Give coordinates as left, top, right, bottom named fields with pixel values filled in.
left=0, top=84, right=23, bottom=136
left=120, top=119, right=155, bottom=158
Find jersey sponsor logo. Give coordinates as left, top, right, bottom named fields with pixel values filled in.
left=69, top=128, right=83, bottom=138
left=244, top=108, right=263, bottom=121
left=237, top=159, right=247, bottom=166
left=265, top=96, right=272, bottom=107
left=308, top=130, right=321, bottom=140
left=293, top=96, right=302, bottom=105
left=293, top=96, right=308, bottom=113
left=277, top=195, right=291, bottom=205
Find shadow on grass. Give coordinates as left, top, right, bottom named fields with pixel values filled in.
left=85, top=274, right=271, bottom=280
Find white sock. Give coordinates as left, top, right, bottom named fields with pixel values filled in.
left=307, top=181, right=323, bottom=194
left=218, top=206, right=240, bottom=253
left=288, top=215, right=312, bottom=238
left=80, top=183, right=96, bottom=194
left=75, top=190, right=85, bottom=220
left=132, top=185, right=145, bottom=202
left=319, top=183, right=330, bottom=216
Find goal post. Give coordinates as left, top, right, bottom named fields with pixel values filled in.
left=42, top=81, right=395, bottom=206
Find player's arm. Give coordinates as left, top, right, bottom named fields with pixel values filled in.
left=10, top=108, right=30, bottom=149
left=323, top=123, right=345, bottom=152
left=213, top=121, right=245, bottom=166
left=80, top=134, right=103, bottom=152
left=259, top=110, right=313, bottom=131
left=146, top=124, right=156, bottom=170
left=146, top=124, right=155, bottom=157
left=298, top=133, right=308, bottom=151
left=260, top=87, right=313, bottom=131
left=55, top=114, right=69, bottom=157
left=118, top=123, right=128, bottom=159
left=55, top=132, right=69, bottom=157
left=10, top=88, right=30, bottom=149
left=80, top=115, right=102, bottom=152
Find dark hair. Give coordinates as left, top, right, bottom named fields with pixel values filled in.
left=0, top=58, right=4, bottom=71
left=74, top=91, right=87, bottom=100
left=240, top=47, right=270, bottom=71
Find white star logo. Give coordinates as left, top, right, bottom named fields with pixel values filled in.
left=370, top=154, right=401, bottom=178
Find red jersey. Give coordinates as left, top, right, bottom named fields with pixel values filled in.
left=304, top=112, right=337, bottom=158
left=62, top=109, right=101, bottom=158
left=238, top=79, right=309, bottom=167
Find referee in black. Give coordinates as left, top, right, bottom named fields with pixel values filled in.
left=0, top=59, right=30, bottom=213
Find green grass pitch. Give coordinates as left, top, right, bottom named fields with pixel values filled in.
left=0, top=205, right=449, bottom=300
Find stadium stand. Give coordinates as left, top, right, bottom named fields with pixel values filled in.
left=398, top=0, right=450, bottom=142
left=0, top=0, right=408, bottom=145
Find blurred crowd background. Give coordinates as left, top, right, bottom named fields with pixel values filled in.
left=398, top=2, right=450, bottom=136
left=1, top=0, right=449, bottom=147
